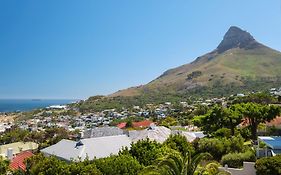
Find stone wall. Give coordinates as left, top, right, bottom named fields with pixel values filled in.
left=219, top=162, right=256, bottom=175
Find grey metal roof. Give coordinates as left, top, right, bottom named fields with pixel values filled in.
left=129, top=126, right=171, bottom=143
left=41, top=135, right=131, bottom=161
left=82, top=126, right=125, bottom=138
left=178, top=131, right=205, bottom=142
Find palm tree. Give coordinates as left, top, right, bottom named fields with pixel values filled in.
left=195, top=162, right=231, bottom=175
left=140, top=150, right=212, bottom=175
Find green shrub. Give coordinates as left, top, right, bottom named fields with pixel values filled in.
left=213, top=128, right=232, bottom=138
left=163, top=134, right=194, bottom=156
left=196, top=135, right=245, bottom=161
left=94, top=154, right=142, bottom=175
left=255, top=155, right=281, bottom=175
left=221, top=150, right=256, bottom=168
left=125, top=139, right=162, bottom=166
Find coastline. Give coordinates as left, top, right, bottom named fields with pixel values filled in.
left=0, top=99, right=75, bottom=113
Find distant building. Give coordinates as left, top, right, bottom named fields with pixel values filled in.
left=117, top=120, right=154, bottom=129
left=237, top=93, right=245, bottom=97
left=47, top=105, right=67, bottom=110
left=117, top=122, right=127, bottom=129
left=132, top=120, right=154, bottom=128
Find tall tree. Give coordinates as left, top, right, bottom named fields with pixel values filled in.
left=236, top=102, right=280, bottom=140
left=163, top=134, right=194, bottom=156
left=193, top=105, right=243, bottom=136
left=233, top=92, right=275, bottom=105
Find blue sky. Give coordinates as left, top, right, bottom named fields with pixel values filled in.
left=0, top=0, right=281, bottom=99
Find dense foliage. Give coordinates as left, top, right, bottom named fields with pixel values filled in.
left=193, top=105, right=243, bottom=136
left=237, top=102, right=281, bottom=139
left=94, top=154, right=142, bottom=175
left=0, top=157, right=9, bottom=174
left=120, top=139, right=162, bottom=166
left=221, top=150, right=256, bottom=168
left=195, top=135, right=245, bottom=161
left=0, top=127, right=77, bottom=149
left=194, top=102, right=281, bottom=140
left=23, top=154, right=101, bottom=175
left=163, top=134, right=194, bottom=156
left=255, top=155, right=281, bottom=175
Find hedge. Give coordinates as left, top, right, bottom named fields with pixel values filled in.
left=255, top=155, right=281, bottom=175
left=221, top=150, right=256, bottom=168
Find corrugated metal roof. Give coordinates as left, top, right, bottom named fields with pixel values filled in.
left=83, top=126, right=124, bottom=138
left=259, top=136, right=281, bottom=149
left=129, top=126, right=171, bottom=143
left=41, top=135, right=131, bottom=161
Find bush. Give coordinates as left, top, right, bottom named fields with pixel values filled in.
left=0, top=157, right=9, bottom=174
left=163, top=134, right=194, bottom=156
left=213, top=128, right=231, bottom=138
left=125, top=139, right=162, bottom=166
left=197, top=137, right=225, bottom=161
left=221, top=150, right=256, bottom=168
left=94, top=154, right=142, bottom=175
left=255, top=155, right=281, bottom=175
left=196, top=135, right=244, bottom=161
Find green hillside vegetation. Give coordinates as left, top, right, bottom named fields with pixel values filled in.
left=80, top=26, right=281, bottom=111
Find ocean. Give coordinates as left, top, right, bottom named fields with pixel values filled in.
left=0, top=99, right=75, bottom=112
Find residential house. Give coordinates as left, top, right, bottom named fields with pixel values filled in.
left=0, top=142, right=38, bottom=159
left=257, top=136, right=281, bottom=157
left=41, top=135, right=131, bottom=161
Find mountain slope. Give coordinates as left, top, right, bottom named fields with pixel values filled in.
left=112, top=26, right=281, bottom=98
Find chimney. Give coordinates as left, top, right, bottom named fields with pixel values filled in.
left=7, top=148, right=13, bottom=160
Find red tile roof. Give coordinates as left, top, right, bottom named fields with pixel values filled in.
left=9, top=151, right=33, bottom=171
left=117, top=120, right=154, bottom=129
left=240, top=116, right=281, bottom=127
left=133, top=120, right=153, bottom=128
left=117, top=122, right=126, bottom=129
left=266, top=116, right=281, bottom=127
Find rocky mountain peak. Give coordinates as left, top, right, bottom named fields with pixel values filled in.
left=217, top=26, right=261, bottom=53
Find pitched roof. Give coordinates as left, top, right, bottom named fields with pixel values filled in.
left=117, top=120, right=154, bottom=129
left=82, top=126, right=125, bottom=138
left=178, top=131, right=205, bottom=142
left=129, top=126, right=171, bottom=143
left=9, top=151, right=33, bottom=171
left=117, top=122, right=126, bottom=129
left=133, top=120, right=154, bottom=128
left=41, top=135, right=131, bottom=161
left=258, top=136, right=281, bottom=149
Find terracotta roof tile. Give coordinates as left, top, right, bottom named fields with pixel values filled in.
left=9, top=151, right=33, bottom=171
left=117, top=122, right=126, bottom=129
left=133, top=120, right=153, bottom=128
left=266, top=116, right=281, bottom=126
